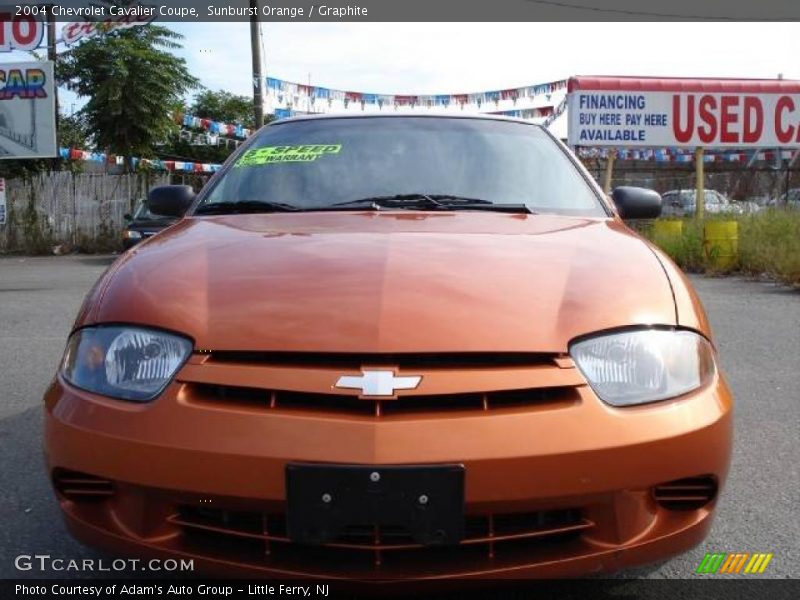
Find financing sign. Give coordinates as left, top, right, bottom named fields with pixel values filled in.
left=568, top=76, right=800, bottom=148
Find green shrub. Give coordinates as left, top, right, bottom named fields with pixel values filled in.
left=650, top=218, right=706, bottom=272
left=738, top=209, right=800, bottom=286
left=643, top=210, right=800, bottom=287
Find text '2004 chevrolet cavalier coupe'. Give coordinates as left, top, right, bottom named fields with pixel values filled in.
left=45, top=114, right=732, bottom=580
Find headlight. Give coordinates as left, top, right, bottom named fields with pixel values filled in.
left=123, top=230, right=143, bottom=239
left=61, top=326, right=193, bottom=402
left=570, top=329, right=715, bottom=407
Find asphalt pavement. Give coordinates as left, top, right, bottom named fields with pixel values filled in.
left=0, top=254, right=797, bottom=583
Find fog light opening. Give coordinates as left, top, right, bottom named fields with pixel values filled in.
left=52, top=468, right=115, bottom=501
left=653, top=475, right=718, bottom=511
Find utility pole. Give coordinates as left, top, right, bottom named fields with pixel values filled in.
left=602, top=149, right=616, bottom=195
left=695, top=147, right=705, bottom=220
left=47, top=6, right=59, bottom=166
left=47, top=7, right=58, bottom=123
left=249, top=0, right=264, bottom=129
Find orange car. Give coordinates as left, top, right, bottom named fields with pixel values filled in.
left=45, top=114, right=732, bottom=580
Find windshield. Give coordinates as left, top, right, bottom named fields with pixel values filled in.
left=198, top=117, right=606, bottom=217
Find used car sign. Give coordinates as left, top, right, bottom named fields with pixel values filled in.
left=568, top=75, right=800, bottom=147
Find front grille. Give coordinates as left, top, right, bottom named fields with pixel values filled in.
left=176, top=350, right=586, bottom=418
left=653, top=476, right=717, bottom=510
left=203, top=351, right=559, bottom=370
left=186, top=383, right=579, bottom=417
left=177, top=352, right=584, bottom=418
left=52, top=469, right=114, bottom=499
left=170, top=505, right=592, bottom=572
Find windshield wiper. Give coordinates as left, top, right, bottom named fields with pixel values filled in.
left=424, top=195, right=535, bottom=213
left=329, top=194, right=534, bottom=213
left=329, top=194, right=445, bottom=209
left=194, top=200, right=301, bottom=215
left=194, top=195, right=535, bottom=215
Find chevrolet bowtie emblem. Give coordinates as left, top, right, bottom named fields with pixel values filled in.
left=335, top=370, right=422, bottom=396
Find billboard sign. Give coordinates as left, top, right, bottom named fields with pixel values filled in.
left=0, top=61, right=57, bottom=159
left=568, top=76, right=800, bottom=148
left=0, top=12, right=44, bottom=51
left=61, top=2, right=157, bottom=45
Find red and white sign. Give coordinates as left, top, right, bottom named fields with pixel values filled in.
left=0, top=12, right=44, bottom=51
left=62, top=10, right=155, bottom=45
left=568, top=76, right=800, bottom=148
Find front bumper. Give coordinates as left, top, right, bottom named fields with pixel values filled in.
left=44, top=358, right=732, bottom=580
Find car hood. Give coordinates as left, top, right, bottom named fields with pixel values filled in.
left=87, top=212, right=676, bottom=353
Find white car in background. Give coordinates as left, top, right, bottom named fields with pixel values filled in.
left=661, top=189, right=745, bottom=218
left=737, top=200, right=763, bottom=214
left=775, top=188, right=800, bottom=209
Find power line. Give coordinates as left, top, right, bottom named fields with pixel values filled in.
left=524, top=0, right=792, bottom=21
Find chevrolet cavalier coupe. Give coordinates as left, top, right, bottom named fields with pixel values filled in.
left=45, top=114, right=732, bottom=579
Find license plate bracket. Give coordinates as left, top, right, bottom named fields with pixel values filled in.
left=285, top=464, right=464, bottom=546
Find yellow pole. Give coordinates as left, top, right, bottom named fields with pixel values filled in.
left=602, top=149, right=616, bottom=195
left=695, top=146, right=705, bottom=220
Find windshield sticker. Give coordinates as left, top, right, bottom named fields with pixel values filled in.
left=235, top=144, right=342, bottom=167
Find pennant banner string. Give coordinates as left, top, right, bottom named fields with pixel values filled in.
left=577, top=147, right=796, bottom=163
left=58, top=147, right=223, bottom=173
left=175, top=112, right=252, bottom=140
left=265, top=76, right=568, bottom=110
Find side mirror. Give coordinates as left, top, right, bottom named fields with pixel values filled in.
left=611, top=186, right=662, bottom=219
left=123, top=213, right=132, bottom=221
left=147, top=185, right=195, bottom=218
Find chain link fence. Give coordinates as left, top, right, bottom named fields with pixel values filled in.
left=582, top=159, right=800, bottom=205
left=579, top=160, right=800, bottom=286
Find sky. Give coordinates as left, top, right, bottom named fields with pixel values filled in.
left=5, top=21, right=800, bottom=119
left=177, top=22, right=800, bottom=96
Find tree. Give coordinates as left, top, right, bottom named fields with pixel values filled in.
left=158, top=89, right=272, bottom=164
left=58, top=113, right=90, bottom=150
left=157, top=135, right=238, bottom=165
left=190, top=89, right=255, bottom=130
left=58, top=25, right=199, bottom=170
